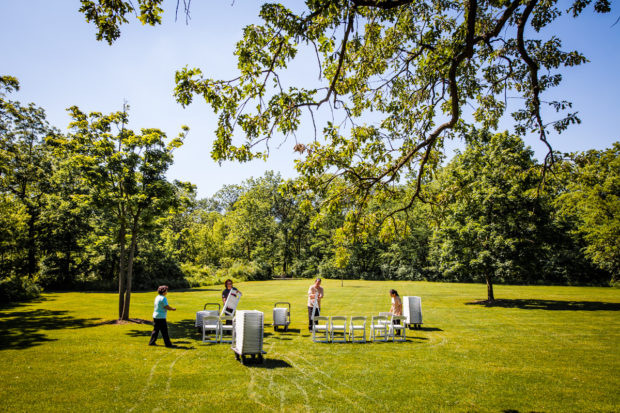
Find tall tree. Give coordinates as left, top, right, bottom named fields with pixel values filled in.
left=56, top=104, right=187, bottom=320
left=557, top=143, right=620, bottom=284
left=0, top=76, right=55, bottom=278
left=428, top=131, right=544, bottom=301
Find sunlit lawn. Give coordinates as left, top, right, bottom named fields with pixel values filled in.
left=0, top=279, right=618, bottom=412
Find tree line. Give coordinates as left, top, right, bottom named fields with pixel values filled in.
left=2, top=76, right=617, bottom=310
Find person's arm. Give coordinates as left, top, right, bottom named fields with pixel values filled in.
left=163, top=296, right=176, bottom=311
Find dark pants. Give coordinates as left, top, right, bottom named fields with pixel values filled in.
left=149, top=318, right=172, bottom=346
left=307, top=306, right=320, bottom=330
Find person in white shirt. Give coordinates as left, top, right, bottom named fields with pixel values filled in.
left=307, top=278, right=324, bottom=331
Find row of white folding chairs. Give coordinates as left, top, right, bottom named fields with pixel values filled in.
left=202, top=315, right=234, bottom=343
left=312, top=314, right=407, bottom=343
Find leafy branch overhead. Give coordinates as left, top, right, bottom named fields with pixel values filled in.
left=81, top=0, right=612, bottom=232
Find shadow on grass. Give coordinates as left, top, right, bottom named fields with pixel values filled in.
left=247, top=358, right=292, bottom=369
left=466, top=299, right=620, bottom=311
left=0, top=309, right=100, bottom=351
left=502, top=410, right=544, bottom=413
left=173, top=288, right=220, bottom=292
left=0, top=296, right=49, bottom=311
left=412, top=326, right=442, bottom=332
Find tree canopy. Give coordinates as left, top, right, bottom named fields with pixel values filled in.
left=80, top=0, right=612, bottom=231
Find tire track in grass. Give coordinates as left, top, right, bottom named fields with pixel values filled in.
left=266, top=345, right=311, bottom=412
left=127, top=356, right=166, bottom=413
left=246, top=366, right=277, bottom=412
left=244, top=342, right=277, bottom=412
left=165, top=352, right=187, bottom=393
left=281, top=351, right=377, bottom=411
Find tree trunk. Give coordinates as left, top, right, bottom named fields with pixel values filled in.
left=282, top=230, right=289, bottom=277
left=121, top=217, right=140, bottom=321
left=117, top=220, right=127, bottom=319
left=486, top=276, right=495, bottom=302
left=25, top=209, right=38, bottom=277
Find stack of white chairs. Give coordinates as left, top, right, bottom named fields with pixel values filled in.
left=233, top=310, right=264, bottom=356
left=403, top=296, right=423, bottom=328
left=348, top=316, right=367, bottom=343
left=312, top=316, right=330, bottom=343
left=202, top=315, right=221, bottom=343
left=330, top=316, right=347, bottom=343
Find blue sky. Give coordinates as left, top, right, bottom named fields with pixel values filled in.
left=1, top=1, right=618, bottom=198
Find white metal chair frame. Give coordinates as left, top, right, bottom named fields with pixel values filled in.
left=219, top=315, right=234, bottom=343
left=312, top=316, right=330, bottom=343
left=348, top=316, right=367, bottom=343
left=389, top=315, right=407, bottom=342
left=370, top=315, right=389, bottom=342
left=202, top=315, right=221, bottom=343
left=330, top=316, right=347, bottom=343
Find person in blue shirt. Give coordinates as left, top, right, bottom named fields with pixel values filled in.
left=149, top=285, right=177, bottom=347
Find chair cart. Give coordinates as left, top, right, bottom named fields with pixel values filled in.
left=272, top=302, right=291, bottom=331
left=403, top=296, right=423, bottom=329
left=231, top=310, right=266, bottom=364
left=195, top=303, right=221, bottom=332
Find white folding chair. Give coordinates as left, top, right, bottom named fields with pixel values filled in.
left=219, top=315, right=234, bottom=343
left=312, top=316, right=330, bottom=343
left=370, top=315, right=389, bottom=342
left=202, top=315, right=221, bottom=343
left=390, top=315, right=407, bottom=342
left=330, top=316, right=347, bottom=343
left=348, top=316, right=367, bottom=343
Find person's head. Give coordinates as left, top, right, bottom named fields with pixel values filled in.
left=314, top=278, right=322, bottom=287
left=224, top=279, right=233, bottom=289
left=390, top=289, right=399, bottom=297
left=157, top=285, right=169, bottom=295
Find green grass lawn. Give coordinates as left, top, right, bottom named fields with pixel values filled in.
left=1, top=280, right=618, bottom=412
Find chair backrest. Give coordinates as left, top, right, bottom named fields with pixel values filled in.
left=330, top=316, right=346, bottom=326
left=379, top=311, right=392, bottom=321
left=314, top=315, right=329, bottom=325
left=372, top=315, right=388, bottom=324
left=350, top=316, right=366, bottom=327
left=203, top=315, right=220, bottom=328
left=391, top=315, right=406, bottom=324
left=220, top=315, right=234, bottom=325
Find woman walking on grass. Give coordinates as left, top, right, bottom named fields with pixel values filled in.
left=149, top=285, right=177, bottom=348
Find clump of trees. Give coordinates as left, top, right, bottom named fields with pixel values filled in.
left=0, top=77, right=191, bottom=318
left=1, top=76, right=617, bottom=308
left=2, top=0, right=617, bottom=310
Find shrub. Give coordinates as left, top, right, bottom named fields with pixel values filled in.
left=0, top=275, right=41, bottom=302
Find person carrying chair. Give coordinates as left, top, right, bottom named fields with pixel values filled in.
left=307, top=278, right=324, bottom=331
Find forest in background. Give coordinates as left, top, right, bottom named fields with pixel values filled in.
left=2, top=76, right=618, bottom=303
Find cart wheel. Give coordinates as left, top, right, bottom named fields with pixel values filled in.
left=235, top=353, right=240, bottom=361
left=241, top=355, right=246, bottom=364
left=258, top=354, right=264, bottom=363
